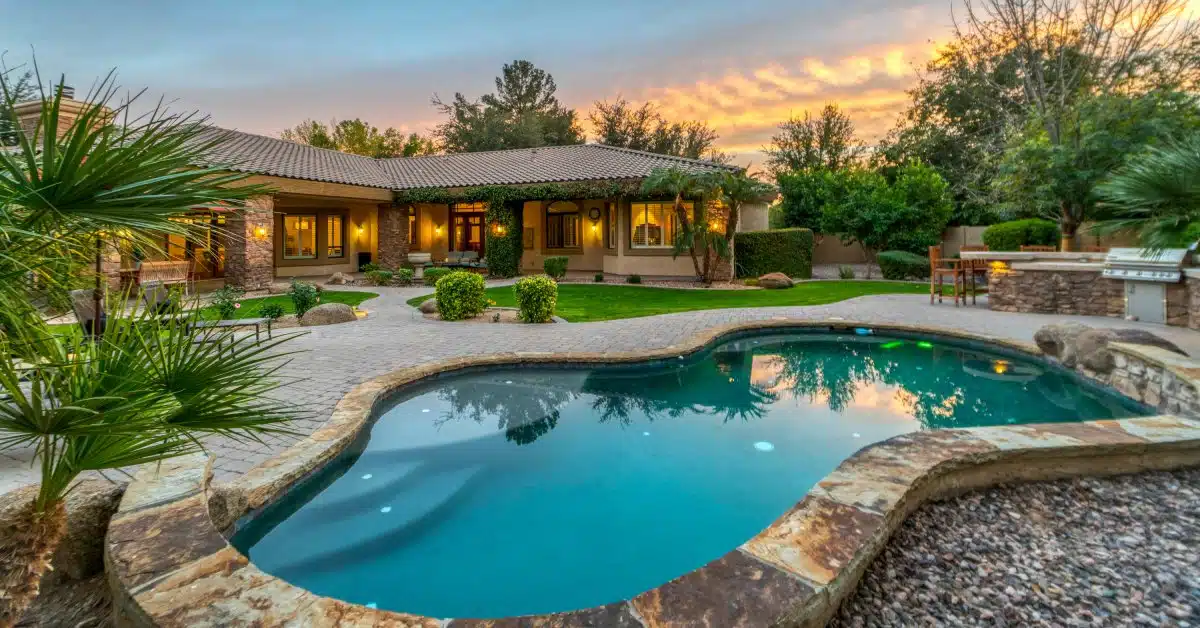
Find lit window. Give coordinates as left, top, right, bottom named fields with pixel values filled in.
left=327, top=215, right=344, bottom=258
left=408, top=209, right=417, bottom=248
left=546, top=201, right=581, bottom=249
left=606, top=203, right=617, bottom=250
left=631, top=201, right=691, bottom=248
left=283, top=215, right=317, bottom=259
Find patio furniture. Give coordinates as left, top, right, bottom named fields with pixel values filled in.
left=960, top=245, right=990, bottom=291
left=929, top=246, right=968, bottom=306
left=136, top=260, right=192, bottom=295
left=69, top=289, right=105, bottom=338
left=1020, top=245, right=1057, bottom=252
left=188, top=317, right=270, bottom=346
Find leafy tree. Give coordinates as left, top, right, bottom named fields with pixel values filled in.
left=0, top=71, right=299, bottom=620
left=281, top=118, right=437, bottom=158
left=704, top=170, right=776, bottom=283
left=996, top=90, right=1200, bottom=237
left=588, top=97, right=724, bottom=161
left=763, top=104, right=864, bottom=176
left=433, top=60, right=584, bottom=153
left=820, top=163, right=953, bottom=274
left=0, top=68, right=34, bottom=146
left=1094, top=134, right=1200, bottom=250
left=776, top=169, right=841, bottom=232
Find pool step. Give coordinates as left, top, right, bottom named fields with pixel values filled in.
left=254, top=464, right=484, bottom=576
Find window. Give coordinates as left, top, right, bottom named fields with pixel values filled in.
left=606, top=203, right=617, bottom=250
left=327, top=215, right=344, bottom=258
left=283, top=214, right=317, bottom=259
left=631, top=201, right=692, bottom=248
left=546, top=201, right=581, bottom=249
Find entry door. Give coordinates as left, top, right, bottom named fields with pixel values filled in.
left=452, top=214, right=485, bottom=255
left=1125, top=282, right=1166, bottom=324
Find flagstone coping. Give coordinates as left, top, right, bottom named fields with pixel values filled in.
left=104, top=319, right=1200, bottom=627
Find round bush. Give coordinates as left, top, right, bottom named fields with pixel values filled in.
left=395, top=268, right=415, bottom=285
left=981, top=219, right=1060, bottom=251
left=514, top=275, right=558, bottom=323
left=877, top=251, right=930, bottom=280
left=434, top=271, right=487, bottom=321
left=423, top=267, right=452, bottom=286
left=543, top=256, right=569, bottom=280
left=364, top=269, right=393, bottom=286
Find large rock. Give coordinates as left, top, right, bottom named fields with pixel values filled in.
left=1076, top=328, right=1187, bottom=373
left=758, top=272, right=794, bottom=290
left=417, top=299, right=439, bottom=314
left=1033, top=322, right=1092, bottom=367
left=300, top=303, right=357, bottom=326
left=0, top=479, right=126, bottom=584
left=326, top=272, right=353, bottom=286
left=266, top=282, right=291, bottom=295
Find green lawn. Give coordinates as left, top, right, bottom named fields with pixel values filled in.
left=198, top=290, right=378, bottom=320
left=407, top=282, right=934, bottom=323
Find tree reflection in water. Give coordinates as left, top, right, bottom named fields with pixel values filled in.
left=436, top=377, right=576, bottom=445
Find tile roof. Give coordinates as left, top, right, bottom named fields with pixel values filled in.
left=197, top=128, right=736, bottom=191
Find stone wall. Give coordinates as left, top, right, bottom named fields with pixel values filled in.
left=1189, top=275, right=1200, bottom=330
left=1081, top=344, right=1200, bottom=417
left=224, top=196, right=275, bottom=290
left=1167, top=282, right=1189, bottom=327
left=989, top=268, right=1123, bottom=318
left=377, top=203, right=410, bottom=269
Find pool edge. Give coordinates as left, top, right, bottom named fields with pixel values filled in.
left=103, top=319, right=1200, bottom=627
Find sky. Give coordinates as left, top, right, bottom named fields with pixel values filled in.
left=1, top=0, right=959, bottom=165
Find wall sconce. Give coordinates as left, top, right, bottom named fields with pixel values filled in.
left=356, top=225, right=365, bottom=237
left=491, top=221, right=507, bottom=236
left=253, top=226, right=269, bottom=240
left=434, top=224, right=443, bottom=237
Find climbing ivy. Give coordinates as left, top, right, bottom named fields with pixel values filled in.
left=393, top=179, right=694, bottom=278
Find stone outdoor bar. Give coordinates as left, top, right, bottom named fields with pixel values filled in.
left=961, top=250, right=1200, bottom=330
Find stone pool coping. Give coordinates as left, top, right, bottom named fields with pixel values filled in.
left=104, top=319, right=1200, bottom=627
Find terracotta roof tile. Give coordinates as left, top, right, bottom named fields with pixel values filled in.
left=196, top=128, right=736, bottom=191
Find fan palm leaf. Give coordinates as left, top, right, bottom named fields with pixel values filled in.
left=1094, top=135, right=1200, bottom=250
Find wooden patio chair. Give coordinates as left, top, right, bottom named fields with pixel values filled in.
left=1020, top=245, right=1057, bottom=252
left=959, top=245, right=989, bottom=294
left=929, top=246, right=967, bottom=306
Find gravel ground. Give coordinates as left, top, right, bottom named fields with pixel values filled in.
left=831, top=469, right=1199, bottom=627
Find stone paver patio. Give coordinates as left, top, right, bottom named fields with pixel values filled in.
left=5, top=284, right=1200, bottom=493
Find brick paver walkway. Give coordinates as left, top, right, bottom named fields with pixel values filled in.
left=5, top=284, right=1199, bottom=493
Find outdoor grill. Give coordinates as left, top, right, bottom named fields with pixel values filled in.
left=1102, top=247, right=1191, bottom=324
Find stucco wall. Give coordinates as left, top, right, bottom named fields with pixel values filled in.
left=521, top=200, right=608, bottom=273
left=273, top=199, right=377, bottom=276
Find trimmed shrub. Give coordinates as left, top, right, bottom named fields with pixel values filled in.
left=395, top=268, right=415, bottom=285
left=359, top=262, right=380, bottom=273
left=288, top=280, right=319, bottom=318
left=543, top=256, right=569, bottom=280
left=627, top=274, right=642, bottom=284
left=514, top=275, right=558, bottom=323
left=981, top=219, right=1061, bottom=251
left=877, top=251, right=930, bottom=280
left=434, top=271, right=487, bottom=321
left=593, top=273, right=605, bottom=283
left=211, top=285, right=245, bottom=319
left=258, top=302, right=285, bottom=324
left=423, top=267, right=452, bottom=286
left=364, top=269, right=394, bottom=286
left=838, top=265, right=855, bottom=280
left=734, top=228, right=814, bottom=279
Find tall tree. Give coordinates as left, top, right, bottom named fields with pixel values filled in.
left=763, top=104, right=864, bottom=176
left=0, top=68, right=34, bottom=146
left=281, top=118, right=437, bottom=158
left=588, top=98, right=724, bottom=161
left=957, top=0, right=1200, bottom=247
left=433, top=60, right=584, bottom=153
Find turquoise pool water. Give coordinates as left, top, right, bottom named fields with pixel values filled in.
left=233, top=330, right=1148, bottom=619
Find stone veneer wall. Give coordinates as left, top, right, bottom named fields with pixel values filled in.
left=989, top=268, right=1124, bottom=318
left=1189, top=275, right=1200, bottom=330
left=223, top=196, right=275, bottom=290
left=377, top=203, right=411, bottom=269
left=1077, top=343, right=1200, bottom=418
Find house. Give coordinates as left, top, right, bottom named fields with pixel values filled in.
left=14, top=94, right=769, bottom=289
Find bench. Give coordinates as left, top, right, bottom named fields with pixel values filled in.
left=137, top=260, right=192, bottom=294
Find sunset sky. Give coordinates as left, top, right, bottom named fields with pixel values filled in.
left=2, top=0, right=956, bottom=165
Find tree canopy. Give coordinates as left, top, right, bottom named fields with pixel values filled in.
left=280, top=118, right=437, bottom=158
left=763, top=104, right=863, bottom=176
left=433, top=60, right=584, bottom=153
left=588, top=97, right=725, bottom=161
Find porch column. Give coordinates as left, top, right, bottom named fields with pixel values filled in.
left=378, top=203, right=410, bottom=269
left=224, top=195, right=275, bottom=290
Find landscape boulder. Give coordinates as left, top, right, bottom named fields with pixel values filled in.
left=266, top=282, right=291, bottom=295
left=301, top=303, right=357, bottom=326
left=1075, top=328, right=1186, bottom=373
left=758, top=272, right=794, bottom=290
left=1033, top=322, right=1092, bottom=367
left=326, top=272, right=353, bottom=286
left=418, top=299, right=439, bottom=314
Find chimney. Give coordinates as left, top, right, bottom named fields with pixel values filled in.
left=12, top=85, right=106, bottom=141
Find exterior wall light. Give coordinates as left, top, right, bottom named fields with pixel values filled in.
left=491, top=221, right=507, bottom=236
left=253, top=226, right=269, bottom=240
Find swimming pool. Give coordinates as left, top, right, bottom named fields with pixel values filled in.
left=233, top=330, right=1148, bottom=619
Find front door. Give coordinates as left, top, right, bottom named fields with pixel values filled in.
left=450, top=203, right=486, bottom=257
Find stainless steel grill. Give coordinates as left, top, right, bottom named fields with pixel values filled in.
left=1102, top=248, right=1190, bottom=283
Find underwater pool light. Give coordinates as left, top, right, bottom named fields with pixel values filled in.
left=917, top=341, right=934, bottom=349
left=855, top=328, right=873, bottom=336
left=881, top=341, right=904, bottom=350
left=754, top=441, right=775, bottom=452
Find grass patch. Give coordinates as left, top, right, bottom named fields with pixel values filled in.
left=199, top=291, right=377, bottom=320
left=407, top=282, right=937, bottom=323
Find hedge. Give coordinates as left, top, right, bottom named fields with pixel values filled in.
left=877, top=251, right=930, bottom=280
left=734, top=228, right=814, bottom=279
left=514, top=275, right=558, bottom=323
left=434, top=271, right=486, bottom=321
left=981, top=219, right=1060, bottom=251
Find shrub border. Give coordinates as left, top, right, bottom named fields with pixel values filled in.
left=105, top=320, right=1200, bottom=628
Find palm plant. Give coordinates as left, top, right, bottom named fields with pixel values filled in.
left=0, top=67, right=297, bottom=623
left=705, top=170, right=775, bottom=281
left=641, top=167, right=708, bottom=280
left=1094, top=135, right=1200, bottom=251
